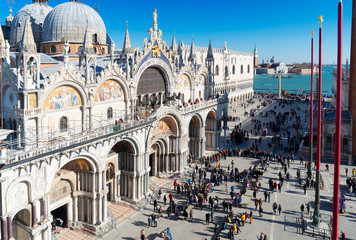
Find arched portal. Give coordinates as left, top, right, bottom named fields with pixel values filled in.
left=150, top=116, right=180, bottom=175
left=12, top=209, right=31, bottom=240
left=206, top=111, right=219, bottom=150
left=189, top=115, right=203, bottom=158
left=49, top=158, right=96, bottom=229
left=109, top=140, right=136, bottom=200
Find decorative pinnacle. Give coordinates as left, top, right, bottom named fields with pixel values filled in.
left=318, top=16, right=324, bottom=26
left=126, top=20, right=128, bottom=28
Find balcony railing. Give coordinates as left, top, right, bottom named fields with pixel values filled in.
left=4, top=107, right=42, bottom=117
left=0, top=97, right=228, bottom=165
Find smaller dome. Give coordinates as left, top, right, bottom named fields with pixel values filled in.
left=10, top=2, right=53, bottom=46
left=42, top=1, right=106, bottom=45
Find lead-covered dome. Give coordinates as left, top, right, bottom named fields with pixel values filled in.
left=10, top=1, right=53, bottom=46
left=42, top=1, right=106, bottom=44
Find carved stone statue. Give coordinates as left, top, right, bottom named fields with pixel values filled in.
left=153, top=8, right=158, bottom=26
left=64, top=40, right=69, bottom=56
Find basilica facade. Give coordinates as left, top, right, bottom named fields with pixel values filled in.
left=0, top=1, right=254, bottom=239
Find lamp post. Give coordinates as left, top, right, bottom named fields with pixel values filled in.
left=313, top=15, right=323, bottom=227
left=308, top=30, right=314, bottom=180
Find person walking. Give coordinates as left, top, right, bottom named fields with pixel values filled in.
left=306, top=202, right=310, bottom=215
left=345, top=168, right=348, bottom=177
left=206, top=212, right=210, bottom=225
left=211, top=209, right=215, bottom=223
left=278, top=204, right=282, bottom=215
left=154, top=199, right=158, bottom=212
left=300, top=203, right=305, bottom=213
left=163, top=195, right=167, bottom=206
left=249, top=210, right=253, bottom=224
left=189, top=209, right=194, bottom=222
left=272, top=202, right=277, bottom=214
left=303, top=183, right=307, bottom=195
left=147, top=215, right=152, bottom=227
left=140, top=229, right=147, bottom=240
left=259, top=205, right=263, bottom=217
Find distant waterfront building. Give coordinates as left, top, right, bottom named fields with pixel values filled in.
left=0, top=1, right=254, bottom=239
left=289, top=63, right=319, bottom=75
left=255, top=58, right=288, bottom=74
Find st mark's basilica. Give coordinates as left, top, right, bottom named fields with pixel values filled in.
left=0, top=0, right=254, bottom=239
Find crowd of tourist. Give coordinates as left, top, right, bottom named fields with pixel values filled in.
left=139, top=95, right=351, bottom=240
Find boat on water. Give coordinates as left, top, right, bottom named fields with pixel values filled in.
left=272, top=75, right=293, bottom=78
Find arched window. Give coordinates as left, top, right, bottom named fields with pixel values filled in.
left=107, top=107, right=113, bottom=119
left=232, top=65, right=236, bottom=74
left=51, top=46, right=56, bottom=53
left=215, top=65, right=219, bottom=76
left=225, top=66, right=228, bottom=77
left=92, top=34, right=98, bottom=43
left=240, top=65, right=244, bottom=74
left=248, top=65, right=250, bottom=73
left=137, top=67, right=166, bottom=95
left=60, top=116, right=68, bottom=132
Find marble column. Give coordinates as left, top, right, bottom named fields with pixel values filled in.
left=87, top=198, right=90, bottom=222
left=73, top=196, right=78, bottom=222
left=92, top=197, right=96, bottom=225
left=41, top=198, right=47, bottom=220
left=67, top=201, right=73, bottom=225
left=7, top=216, right=12, bottom=240
left=98, top=195, right=103, bottom=223
left=32, top=201, right=37, bottom=226
left=132, top=176, right=136, bottom=200
left=1, top=217, right=8, bottom=240
left=98, top=171, right=102, bottom=192
left=103, top=197, right=107, bottom=222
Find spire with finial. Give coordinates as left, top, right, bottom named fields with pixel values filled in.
left=171, top=31, right=177, bottom=53
left=21, top=11, right=37, bottom=53
left=0, top=22, right=5, bottom=56
left=5, top=6, right=14, bottom=26
left=82, top=21, right=94, bottom=54
left=207, top=40, right=214, bottom=59
left=254, top=44, right=258, bottom=54
left=224, top=40, right=227, bottom=51
left=188, top=37, right=196, bottom=62
left=122, top=21, right=132, bottom=55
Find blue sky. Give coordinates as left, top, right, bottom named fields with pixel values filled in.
left=1, top=0, right=352, bottom=64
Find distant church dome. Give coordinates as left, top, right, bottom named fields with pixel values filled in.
left=42, top=0, right=106, bottom=45
left=10, top=1, right=52, bottom=47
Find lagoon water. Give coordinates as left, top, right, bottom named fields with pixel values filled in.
left=253, top=65, right=334, bottom=95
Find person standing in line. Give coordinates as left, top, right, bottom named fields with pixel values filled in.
left=206, top=212, right=210, bottom=225
left=249, top=210, right=253, bottom=224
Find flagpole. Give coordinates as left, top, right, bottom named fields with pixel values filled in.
left=332, top=1, right=343, bottom=239
left=308, top=30, right=314, bottom=180
left=313, top=15, right=323, bottom=227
